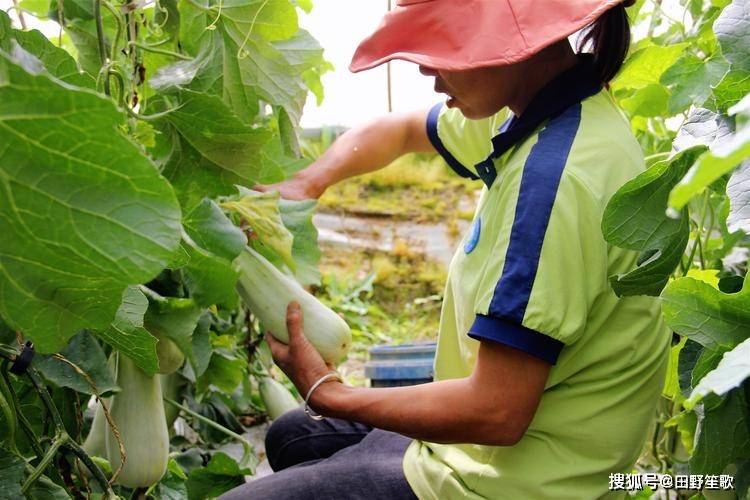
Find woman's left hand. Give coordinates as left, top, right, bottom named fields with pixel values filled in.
left=266, top=302, right=337, bottom=398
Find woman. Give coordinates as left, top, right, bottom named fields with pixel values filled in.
left=222, top=1, right=669, bottom=498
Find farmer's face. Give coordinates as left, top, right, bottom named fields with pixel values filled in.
left=420, top=65, right=516, bottom=120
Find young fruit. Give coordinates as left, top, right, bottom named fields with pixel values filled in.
left=82, top=397, right=109, bottom=459
left=105, top=354, right=169, bottom=488
left=160, top=372, right=183, bottom=433
left=155, top=335, right=185, bottom=375
left=235, top=246, right=352, bottom=364
left=259, top=377, right=298, bottom=419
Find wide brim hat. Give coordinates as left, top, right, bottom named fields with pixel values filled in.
left=350, top=0, right=628, bottom=73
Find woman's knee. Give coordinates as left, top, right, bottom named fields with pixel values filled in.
left=264, top=407, right=309, bottom=461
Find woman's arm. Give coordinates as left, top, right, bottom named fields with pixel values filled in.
left=257, top=109, right=436, bottom=200
left=269, top=303, right=552, bottom=447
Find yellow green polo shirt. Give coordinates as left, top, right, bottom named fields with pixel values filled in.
left=403, top=57, right=670, bottom=499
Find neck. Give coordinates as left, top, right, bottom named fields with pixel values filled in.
left=507, top=48, right=580, bottom=117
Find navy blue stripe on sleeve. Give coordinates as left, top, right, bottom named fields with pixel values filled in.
left=488, top=103, right=583, bottom=324
left=426, top=102, right=479, bottom=180
left=468, top=315, right=564, bottom=365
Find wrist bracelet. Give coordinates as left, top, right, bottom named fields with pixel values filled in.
left=304, top=371, right=342, bottom=421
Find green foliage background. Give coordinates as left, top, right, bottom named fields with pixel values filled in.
left=604, top=1, right=750, bottom=497
left=0, top=0, right=329, bottom=496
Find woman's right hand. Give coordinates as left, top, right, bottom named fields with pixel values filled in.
left=254, top=171, right=324, bottom=201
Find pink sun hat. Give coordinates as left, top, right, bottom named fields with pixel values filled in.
left=350, top=0, right=631, bottom=73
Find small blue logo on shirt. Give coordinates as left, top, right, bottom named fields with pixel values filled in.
left=464, top=217, right=481, bottom=254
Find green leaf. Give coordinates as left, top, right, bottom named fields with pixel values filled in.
left=257, top=132, right=308, bottom=183
left=183, top=199, right=246, bottom=262
left=0, top=55, right=182, bottom=353
left=713, top=69, right=750, bottom=112
left=11, top=29, right=94, bottom=88
left=222, top=190, right=296, bottom=270
left=293, top=0, right=312, bottom=12
left=733, top=91, right=750, bottom=115
left=0, top=448, right=25, bottom=498
left=276, top=105, right=300, bottom=156
left=612, top=43, right=688, bottom=91
left=26, top=474, right=71, bottom=500
left=219, top=0, right=298, bottom=42
left=0, top=11, right=10, bottom=52
left=272, top=28, right=327, bottom=123
left=177, top=0, right=209, bottom=55
left=48, top=0, right=93, bottom=20
left=679, top=338, right=704, bottom=397
left=602, top=147, right=703, bottom=296
left=688, top=337, right=750, bottom=407
left=161, top=132, right=245, bottom=212
left=155, top=458, right=189, bottom=500
left=727, top=160, right=750, bottom=233
left=197, top=352, right=245, bottom=393
left=279, top=197, right=320, bottom=286
left=8, top=38, right=45, bottom=74
left=34, top=331, right=118, bottom=396
left=172, top=7, right=324, bottom=126
left=661, top=275, right=750, bottom=349
left=273, top=28, right=324, bottom=71
left=186, top=452, right=250, bottom=500
left=191, top=314, right=212, bottom=378
left=144, top=296, right=203, bottom=368
left=714, top=0, right=750, bottom=72
left=221, top=32, right=261, bottom=121
left=691, top=388, right=750, bottom=475
left=149, top=43, right=216, bottom=92
left=661, top=54, right=729, bottom=114
left=17, top=0, right=50, bottom=17
left=220, top=26, right=308, bottom=126
left=619, top=83, right=670, bottom=118
left=64, top=19, right=109, bottom=77
left=154, top=0, right=181, bottom=44
left=672, top=108, right=734, bottom=152
left=692, top=347, right=728, bottom=400
left=15, top=30, right=96, bottom=89
left=664, top=336, right=687, bottom=401
left=164, top=90, right=272, bottom=182
left=665, top=409, right=698, bottom=455
left=737, top=460, right=750, bottom=500
left=669, top=123, right=750, bottom=210
left=94, top=286, right=160, bottom=376
left=181, top=234, right=240, bottom=308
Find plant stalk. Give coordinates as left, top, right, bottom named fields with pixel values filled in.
left=128, top=41, right=192, bottom=60
left=0, top=361, right=45, bottom=458
left=21, top=433, right=67, bottom=493
left=10, top=0, right=27, bottom=29
left=64, top=439, right=118, bottom=499
left=26, top=368, right=67, bottom=431
left=164, top=397, right=254, bottom=464
left=102, top=0, right=125, bottom=62
left=93, top=0, right=111, bottom=95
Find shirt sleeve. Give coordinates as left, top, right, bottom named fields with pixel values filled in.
left=469, top=169, right=608, bottom=365
left=426, top=102, right=510, bottom=180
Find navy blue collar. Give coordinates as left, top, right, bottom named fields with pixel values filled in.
left=474, top=55, right=602, bottom=188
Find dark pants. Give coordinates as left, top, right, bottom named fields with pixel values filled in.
left=219, top=408, right=418, bottom=500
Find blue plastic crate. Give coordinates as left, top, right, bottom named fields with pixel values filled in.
left=365, top=342, right=436, bottom=387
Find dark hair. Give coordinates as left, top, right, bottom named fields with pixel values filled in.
left=578, top=2, right=633, bottom=84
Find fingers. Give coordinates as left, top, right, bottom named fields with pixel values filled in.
left=265, top=332, right=288, bottom=364
left=286, top=302, right=304, bottom=344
